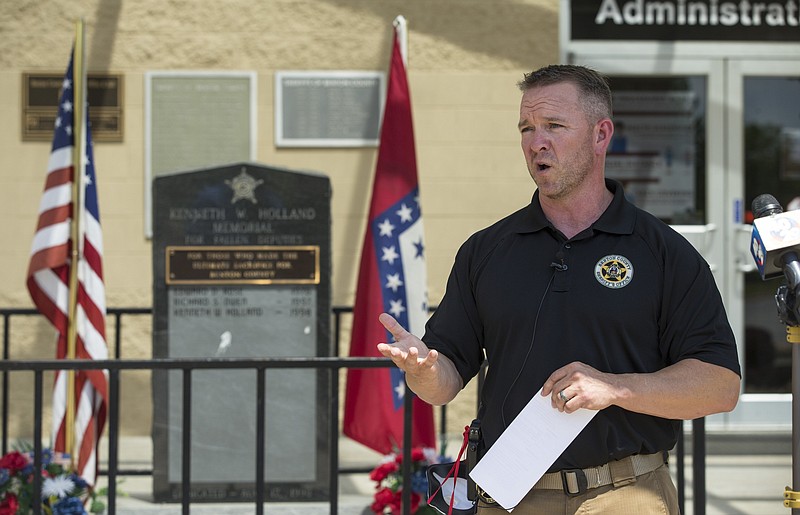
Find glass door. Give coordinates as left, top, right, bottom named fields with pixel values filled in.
left=602, top=69, right=727, bottom=301
left=575, top=56, right=800, bottom=428
left=578, top=56, right=727, bottom=301
left=725, top=60, right=800, bottom=428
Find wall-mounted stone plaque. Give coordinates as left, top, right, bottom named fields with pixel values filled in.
left=151, top=162, right=331, bottom=503
left=145, top=72, right=256, bottom=237
left=275, top=71, right=384, bottom=147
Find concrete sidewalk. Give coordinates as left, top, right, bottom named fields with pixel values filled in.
left=680, top=432, right=791, bottom=515
left=96, top=433, right=793, bottom=514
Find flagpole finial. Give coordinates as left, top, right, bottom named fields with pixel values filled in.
left=392, top=15, right=408, bottom=67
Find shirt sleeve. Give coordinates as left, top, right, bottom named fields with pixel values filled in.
left=658, top=237, right=742, bottom=377
left=422, top=238, right=486, bottom=387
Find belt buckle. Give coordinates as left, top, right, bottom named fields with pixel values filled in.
left=560, top=468, right=588, bottom=496
left=477, top=486, right=496, bottom=505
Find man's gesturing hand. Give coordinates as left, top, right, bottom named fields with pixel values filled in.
left=375, top=313, right=463, bottom=406
left=376, top=313, right=440, bottom=376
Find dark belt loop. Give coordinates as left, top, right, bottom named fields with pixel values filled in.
left=560, top=469, right=588, bottom=496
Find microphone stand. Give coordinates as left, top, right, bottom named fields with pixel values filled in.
left=776, top=253, right=800, bottom=513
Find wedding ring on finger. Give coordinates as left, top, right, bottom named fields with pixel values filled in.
left=559, top=390, right=569, bottom=403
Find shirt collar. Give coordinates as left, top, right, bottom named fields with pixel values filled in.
left=517, top=179, right=637, bottom=235
left=593, top=179, right=637, bottom=235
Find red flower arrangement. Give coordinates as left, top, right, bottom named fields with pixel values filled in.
left=0, top=448, right=105, bottom=514
left=369, top=447, right=439, bottom=515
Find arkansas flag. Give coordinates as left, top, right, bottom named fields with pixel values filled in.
left=343, top=20, right=436, bottom=454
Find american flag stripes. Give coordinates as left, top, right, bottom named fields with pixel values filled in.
left=26, top=48, right=108, bottom=486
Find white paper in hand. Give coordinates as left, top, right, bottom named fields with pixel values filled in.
left=468, top=388, right=598, bottom=512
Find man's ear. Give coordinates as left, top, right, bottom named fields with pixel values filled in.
left=595, top=118, right=614, bottom=155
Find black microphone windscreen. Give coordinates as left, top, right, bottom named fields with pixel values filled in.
left=752, top=194, right=783, bottom=219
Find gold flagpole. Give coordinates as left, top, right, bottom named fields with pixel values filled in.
left=65, top=18, right=86, bottom=467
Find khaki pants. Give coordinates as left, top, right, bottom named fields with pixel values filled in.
left=476, top=464, right=679, bottom=515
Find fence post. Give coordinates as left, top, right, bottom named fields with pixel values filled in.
left=402, top=386, right=413, bottom=515
left=33, top=370, right=43, bottom=515
left=330, top=366, right=340, bottom=515
left=693, top=417, right=706, bottom=515
left=2, top=312, right=10, bottom=456
left=107, top=369, right=120, bottom=512
left=256, top=367, right=266, bottom=515
left=182, top=369, right=192, bottom=515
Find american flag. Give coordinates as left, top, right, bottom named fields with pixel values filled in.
left=26, top=48, right=108, bottom=486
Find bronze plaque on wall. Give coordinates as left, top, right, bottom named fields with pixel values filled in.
left=22, top=73, right=123, bottom=142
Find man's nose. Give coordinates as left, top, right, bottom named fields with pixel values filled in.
left=524, top=130, right=550, bottom=152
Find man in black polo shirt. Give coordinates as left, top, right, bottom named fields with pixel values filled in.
left=377, top=64, right=741, bottom=514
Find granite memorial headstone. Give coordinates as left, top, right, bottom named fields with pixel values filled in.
left=152, top=162, right=331, bottom=502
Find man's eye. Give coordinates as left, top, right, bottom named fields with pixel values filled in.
left=549, top=123, right=563, bottom=129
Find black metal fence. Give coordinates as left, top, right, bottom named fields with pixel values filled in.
left=0, top=307, right=707, bottom=515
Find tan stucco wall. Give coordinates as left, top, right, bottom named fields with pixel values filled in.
left=0, top=0, right=559, bottom=442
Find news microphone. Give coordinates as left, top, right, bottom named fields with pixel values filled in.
left=750, top=194, right=800, bottom=287
left=753, top=194, right=783, bottom=218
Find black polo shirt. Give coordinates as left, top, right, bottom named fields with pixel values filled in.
left=423, top=179, right=741, bottom=471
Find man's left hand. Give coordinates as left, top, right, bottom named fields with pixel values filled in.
left=542, top=362, right=619, bottom=413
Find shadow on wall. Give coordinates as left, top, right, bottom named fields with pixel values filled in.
left=319, top=0, right=559, bottom=69
left=88, top=0, right=123, bottom=72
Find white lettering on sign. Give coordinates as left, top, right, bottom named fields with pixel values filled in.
left=595, top=0, right=800, bottom=27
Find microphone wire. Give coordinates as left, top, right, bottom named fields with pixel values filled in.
left=499, top=267, right=557, bottom=429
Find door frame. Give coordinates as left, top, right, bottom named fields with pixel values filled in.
left=574, top=55, right=727, bottom=291
left=722, top=58, right=800, bottom=429
left=574, top=55, right=799, bottom=429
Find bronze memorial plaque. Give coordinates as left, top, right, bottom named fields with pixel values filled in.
left=22, top=73, right=123, bottom=142
left=166, top=245, right=320, bottom=285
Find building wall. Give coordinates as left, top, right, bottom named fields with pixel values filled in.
left=0, top=0, right=559, bottom=439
